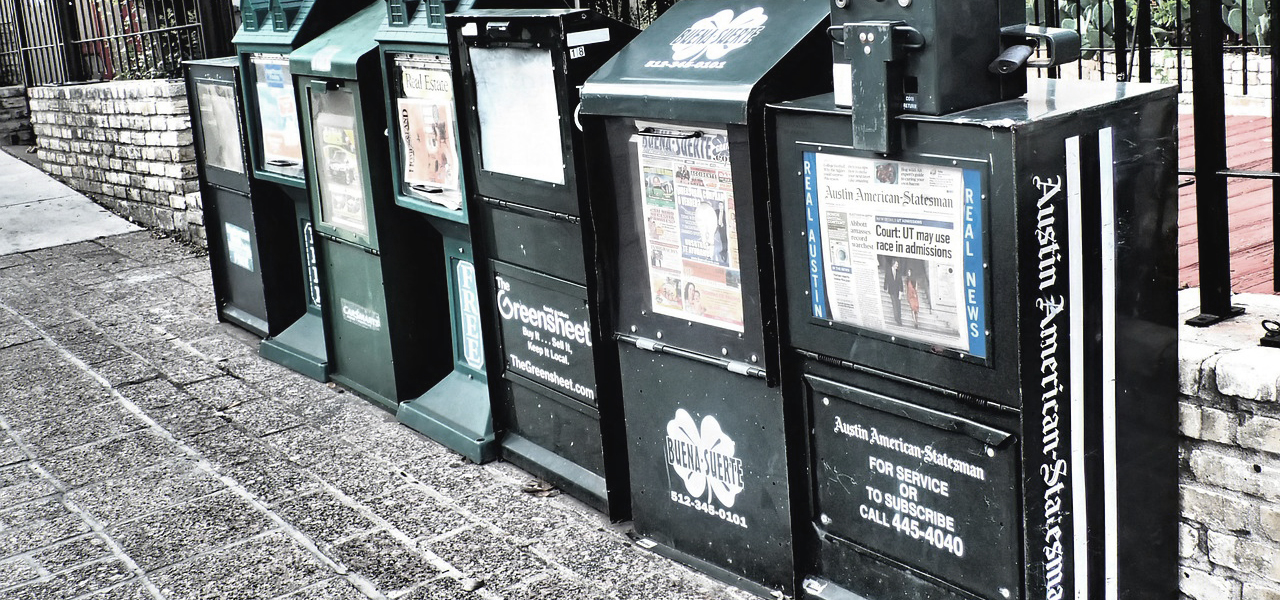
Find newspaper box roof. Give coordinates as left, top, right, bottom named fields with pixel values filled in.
left=580, top=0, right=829, bottom=125
left=233, top=0, right=369, bottom=49
left=291, top=3, right=385, bottom=80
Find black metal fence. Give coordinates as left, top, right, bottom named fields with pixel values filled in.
left=1030, top=0, right=1279, bottom=320
left=0, top=0, right=235, bottom=86
left=1028, top=0, right=1280, bottom=321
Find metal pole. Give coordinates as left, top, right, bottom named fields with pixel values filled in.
left=1136, top=0, right=1151, bottom=82
left=1187, top=0, right=1244, bottom=325
left=53, top=0, right=80, bottom=82
left=196, top=0, right=234, bottom=58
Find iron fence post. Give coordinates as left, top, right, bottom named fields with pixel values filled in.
left=52, top=0, right=79, bottom=82
left=1187, top=0, right=1245, bottom=326
left=197, top=0, right=235, bottom=58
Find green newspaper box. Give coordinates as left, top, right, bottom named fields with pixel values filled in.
left=233, top=0, right=366, bottom=380
left=292, top=3, right=451, bottom=410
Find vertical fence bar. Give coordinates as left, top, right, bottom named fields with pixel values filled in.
left=1114, top=0, right=1129, bottom=80
left=1241, top=0, right=1249, bottom=94
left=1188, top=0, right=1244, bottom=325
left=1075, top=0, right=1085, bottom=78
left=1136, top=0, right=1151, bottom=81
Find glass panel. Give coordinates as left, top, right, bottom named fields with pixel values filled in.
left=195, top=82, right=245, bottom=174
left=469, top=46, right=565, bottom=185
left=394, top=54, right=462, bottom=211
left=251, top=53, right=304, bottom=179
left=632, top=122, right=744, bottom=333
left=310, top=87, right=369, bottom=237
left=801, top=152, right=987, bottom=358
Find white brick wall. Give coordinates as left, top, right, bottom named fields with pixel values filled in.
left=0, top=85, right=33, bottom=143
left=26, top=80, right=204, bottom=244
left=1181, top=292, right=1280, bottom=600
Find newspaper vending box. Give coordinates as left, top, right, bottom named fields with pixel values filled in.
left=449, top=7, right=638, bottom=516
left=233, top=0, right=365, bottom=379
left=768, top=1, right=1180, bottom=597
left=186, top=57, right=303, bottom=338
left=579, top=0, right=830, bottom=594
left=292, top=3, right=450, bottom=411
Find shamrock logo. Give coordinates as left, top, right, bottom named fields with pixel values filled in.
left=670, top=8, right=768, bottom=62
left=666, top=409, right=745, bottom=508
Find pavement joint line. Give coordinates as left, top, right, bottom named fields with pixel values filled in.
left=50, top=304, right=518, bottom=600
left=0, top=297, right=387, bottom=599
left=0, top=302, right=185, bottom=600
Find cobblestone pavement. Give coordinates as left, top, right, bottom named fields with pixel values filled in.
left=0, top=232, right=756, bottom=600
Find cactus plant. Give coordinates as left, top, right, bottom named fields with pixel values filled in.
left=1222, top=0, right=1270, bottom=46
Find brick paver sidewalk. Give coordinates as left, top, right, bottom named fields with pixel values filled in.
left=0, top=232, right=752, bottom=600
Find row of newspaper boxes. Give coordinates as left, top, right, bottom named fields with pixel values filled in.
left=186, top=0, right=1179, bottom=598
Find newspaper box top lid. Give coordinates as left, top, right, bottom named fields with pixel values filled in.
left=580, top=0, right=829, bottom=125
left=234, top=0, right=365, bottom=49
left=291, top=3, right=385, bottom=80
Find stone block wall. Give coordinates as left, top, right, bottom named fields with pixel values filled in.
left=26, top=80, right=204, bottom=244
left=0, top=85, right=33, bottom=144
left=1179, top=293, right=1280, bottom=600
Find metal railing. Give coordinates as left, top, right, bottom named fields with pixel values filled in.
left=0, top=0, right=235, bottom=86
left=1030, top=0, right=1278, bottom=323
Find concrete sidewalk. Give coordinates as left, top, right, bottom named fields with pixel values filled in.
left=0, top=172, right=752, bottom=597
left=0, top=146, right=140, bottom=256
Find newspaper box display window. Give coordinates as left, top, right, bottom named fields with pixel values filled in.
left=250, top=54, right=305, bottom=180
left=803, top=152, right=987, bottom=360
left=392, top=54, right=463, bottom=210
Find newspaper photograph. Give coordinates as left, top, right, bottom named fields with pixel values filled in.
left=634, top=122, right=743, bottom=333
left=396, top=56, right=461, bottom=211
left=803, top=152, right=987, bottom=357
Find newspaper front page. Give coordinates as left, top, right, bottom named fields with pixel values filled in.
left=804, top=152, right=986, bottom=357
left=634, top=123, right=744, bottom=333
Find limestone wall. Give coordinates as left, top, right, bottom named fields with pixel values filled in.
left=26, top=80, right=204, bottom=244
left=0, top=85, right=32, bottom=144
left=1179, top=293, right=1280, bottom=600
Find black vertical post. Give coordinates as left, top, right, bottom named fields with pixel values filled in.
left=1187, top=0, right=1244, bottom=325
left=1136, top=0, right=1151, bottom=82
left=200, top=0, right=236, bottom=57
left=1113, top=0, right=1128, bottom=81
left=52, top=0, right=79, bottom=82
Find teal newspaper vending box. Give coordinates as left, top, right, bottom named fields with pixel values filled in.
left=292, top=3, right=451, bottom=410
left=233, top=0, right=366, bottom=380
left=376, top=0, right=496, bottom=461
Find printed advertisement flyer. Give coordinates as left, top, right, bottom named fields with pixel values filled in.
left=634, top=122, right=744, bottom=333
left=396, top=57, right=461, bottom=211
left=804, top=152, right=986, bottom=357
left=314, top=92, right=367, bottom=238
left=252, top=56, right=303, bottom=173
